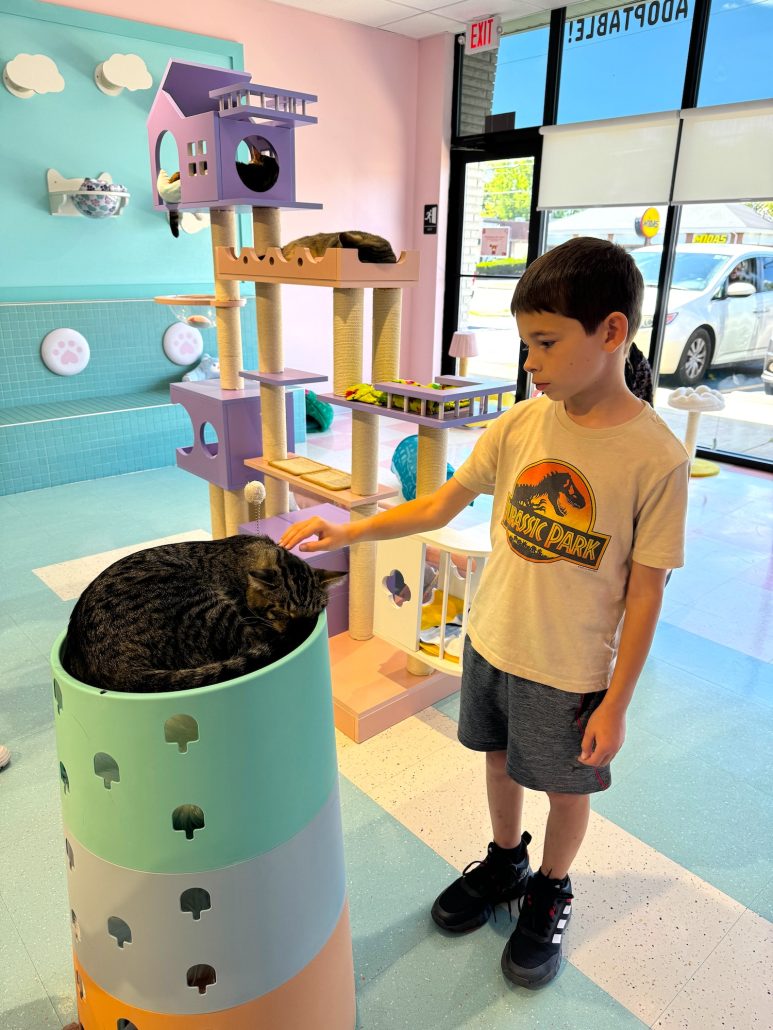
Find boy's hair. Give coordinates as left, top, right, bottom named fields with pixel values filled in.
left=511, top=237, right=644, bottom=343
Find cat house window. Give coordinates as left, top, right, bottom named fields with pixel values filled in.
left=188, top=141, right=196, bottom=156
left=198, top=161, right=208, bottom=175
left=235, top=135, right=279, bottom=193
left=199, top=139, right=207, bottom=154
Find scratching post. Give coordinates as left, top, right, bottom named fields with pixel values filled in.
left=252, top=208, right=289, bottom=518
left=208, top=484, right=226, bottom=540
left=209, top=208, right=242, bottom=391
left=333, top=287, right=377, bottom=637
left=372, top=288, right=401, bottom=382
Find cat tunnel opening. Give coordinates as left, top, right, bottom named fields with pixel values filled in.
left=235, top=134, right=279, bottom=193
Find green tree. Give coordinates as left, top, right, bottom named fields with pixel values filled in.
left=482, top=160, right=533, bottom=221
left=481, top=159, right=577, bottom=221
left=748, top=201, right=773, bottom=222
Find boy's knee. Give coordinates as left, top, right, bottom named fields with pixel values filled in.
left=485, top=749, right=508, bottom=771
left=546, top=790, right=588, bottom=809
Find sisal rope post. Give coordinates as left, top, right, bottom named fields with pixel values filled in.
left=348, top=411, right=379, bottom=640
left=333, top=289, right=364, bottom=395
left=209, top=208, right=243, bottom=390
left=332, top=287, right=378, bottom=638
left=371, top=288, right=401, bottom=383
left=252, top=207, right=289, bottom=518
left=209, top=484, right=226, bottom=540
left=223, top=487, right=248, bottom=538
left=406, top=426, right=450, bottom=676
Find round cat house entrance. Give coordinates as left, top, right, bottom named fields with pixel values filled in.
left=235, top=135, right=280, bottom=192
left=50, top=613, right=355, bottom=1028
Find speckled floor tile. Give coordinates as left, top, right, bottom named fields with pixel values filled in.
left=594, top=747, right=773, bottom=908
left=748, top=878, right=773, bottom=923
left=362, top=718, right=550, bottom=869
left=652, top=907, right=773, bottom=1030
left=32, top=529, right=211, bottom=600
left=335, top=705, right=458, bottom=796
left=567, top=812, right=745, bottom=1024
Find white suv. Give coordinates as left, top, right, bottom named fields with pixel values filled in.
left=631, top=244, right=773, bottom=386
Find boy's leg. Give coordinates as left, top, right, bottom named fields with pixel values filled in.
left=540, top=790, right=590, bottom=879
left=487, top=749, right=525, bottom=848
left=431, top=751, right=531, bottom=933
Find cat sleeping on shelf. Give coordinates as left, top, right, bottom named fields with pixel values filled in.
left=61, top=535, right=345, bottom=693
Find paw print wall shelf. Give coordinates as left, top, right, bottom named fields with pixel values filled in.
left=47, top=169, right=130, bottom=218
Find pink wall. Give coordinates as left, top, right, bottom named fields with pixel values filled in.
left=48, top=0, right=454, bottom=386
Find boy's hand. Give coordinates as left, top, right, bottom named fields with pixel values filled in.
left=278, top=517, right=351, bottom=553
left=578, top=703, right=626, bottom=767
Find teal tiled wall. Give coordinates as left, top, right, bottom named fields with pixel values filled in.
left=1, top=299, right=259, bottom=495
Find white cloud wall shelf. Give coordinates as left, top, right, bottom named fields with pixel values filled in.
left=47, top=170, right=130, bottom=218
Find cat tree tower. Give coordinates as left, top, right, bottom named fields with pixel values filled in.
left=148, top=59, right=517, bottom=739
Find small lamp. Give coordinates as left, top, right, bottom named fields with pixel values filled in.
left=449, top=331, right=479, bottom=378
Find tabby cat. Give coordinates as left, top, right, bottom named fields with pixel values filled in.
left=61, top=536, right=345, bottom=693
left=281, top=231, right=397, bottom=264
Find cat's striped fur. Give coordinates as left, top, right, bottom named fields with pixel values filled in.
left=62, top=535, right=344, bottom=693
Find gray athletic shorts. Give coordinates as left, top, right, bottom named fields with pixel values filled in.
left=458, top=638, right=611, bottom=794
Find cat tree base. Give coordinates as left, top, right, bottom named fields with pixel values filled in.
left=328, top=632, right=458, bottom=743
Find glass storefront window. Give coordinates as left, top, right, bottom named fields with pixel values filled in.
left=699, top=0, right=773, bottom=107
left=558, top=0, right=694, bottom=123
left=545, top=203, right=773, bottom=460
left=458, top=16, right=549, bottom=136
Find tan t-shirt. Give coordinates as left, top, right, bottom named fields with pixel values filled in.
left=454, top=397, right=689, bottom=693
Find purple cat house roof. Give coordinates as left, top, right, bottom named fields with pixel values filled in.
left=148, top=59, right=321, bottom=213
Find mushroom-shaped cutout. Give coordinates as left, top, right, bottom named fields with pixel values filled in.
left=3, top=54, right=64, bottom=98
left=95, top=54, right=152, bottom=96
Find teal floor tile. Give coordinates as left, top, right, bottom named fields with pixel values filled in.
left=748, top=878, right=773, bottom=923
left=627, top=658, right=773, bottom=794
left=594, top=746, right=773, bottom=908
left=340, top=776, right=645, bottom=1030
left=356, top=913, right=646, bottom=1030
left=652, top=621, right=773, bottom=707
left=433, top=689, right=461, bottom=722
left=0, top=896, right=64, bottom=1030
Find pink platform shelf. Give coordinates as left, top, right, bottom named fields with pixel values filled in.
left=214, top=246, right=420, bottom=288
left=239, top=368, right=328, bottom=386
left=244, top=453, right=399, bottom=510
left=317, top=375, right=519, bottom=429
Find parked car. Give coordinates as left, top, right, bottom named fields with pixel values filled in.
left=631, top=244, right=773, bottom=385
left=762, top=336, right=773, bottom=395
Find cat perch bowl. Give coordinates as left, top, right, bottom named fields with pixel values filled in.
left=48, top=170, right=129, bottom=217
left=154, top=294, right=246, bottom=329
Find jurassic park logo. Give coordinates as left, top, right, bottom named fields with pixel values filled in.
left=502, top=460, right=610, bottom=569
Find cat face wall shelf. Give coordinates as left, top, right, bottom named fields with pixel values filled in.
left=147, top=60, right=322, bottom=214
left=47, top=170, right=130, bottom=218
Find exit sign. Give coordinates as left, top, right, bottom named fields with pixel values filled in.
left=465, top=15, right=501, bottom=54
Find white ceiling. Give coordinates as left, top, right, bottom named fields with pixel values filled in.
left=271, top=0, right=561, bottom=39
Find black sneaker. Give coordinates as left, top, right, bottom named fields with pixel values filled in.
left=501, top=870, right=573, bottom=988
left=431, top=832, right=532, bottom=933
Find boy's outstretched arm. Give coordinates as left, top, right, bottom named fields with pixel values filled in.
left=579, top=561, right=668, bottom=767
left=278, top=477, right=478, bottom=553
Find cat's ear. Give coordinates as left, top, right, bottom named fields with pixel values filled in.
left=248, top=569, right=277, bottom=589
left=315, top=568, right=348, bottom=589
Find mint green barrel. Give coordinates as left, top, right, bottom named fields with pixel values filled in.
left=51, top=612, right=338, bottom=874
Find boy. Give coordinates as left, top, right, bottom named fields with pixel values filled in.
left=279, top=237, right=689, bottom=989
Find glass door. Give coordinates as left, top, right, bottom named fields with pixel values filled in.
left=448, top=154, right=538, bottom=384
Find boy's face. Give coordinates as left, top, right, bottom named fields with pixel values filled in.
left=516, top=309, right=627, bottom=403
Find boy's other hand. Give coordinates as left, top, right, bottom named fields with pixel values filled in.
left=278, top=517, right=349, bottom=553
left=578, top=703, right=626, bottom=767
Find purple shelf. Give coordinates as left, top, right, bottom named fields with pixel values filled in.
left=239, top=368, right=328, bottom=386
left=152, top=199, right=322, bottom=213
left=317, top=392, right=513, bottom=430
